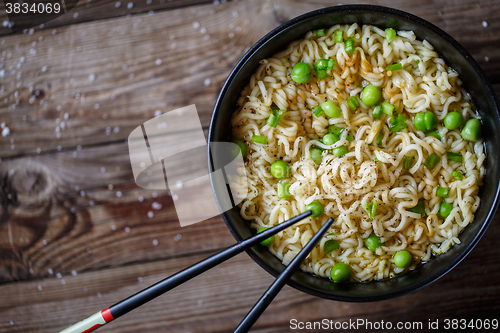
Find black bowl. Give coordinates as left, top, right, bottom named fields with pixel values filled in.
left=208, top=5, right=500, bottom=301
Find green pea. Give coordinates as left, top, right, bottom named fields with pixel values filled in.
left=291, top=62, right=311, bottom=84
left=361, top=84, right=381, bottom=106
left=443, top=111, right=463, bottom=130
left=270, top=160, right=290, bottom=179
left=321, top=101, right=341, bottom=118
left=365, top=234, right=382, bottom=252
left=231, top=139, right=247, bottom=158
left=330, top=262, right=351, bottom=283
left=257, top=227, right=275, bottom=247
left=310, top=148, right=323, bottom=164
left=414, top=111, right=437, bottom=132
left=461, top=119, right=482, bottom=141
left=394, top=250, right=412, bottom=268
left=438, top=201, right=454, bottom=218
left=332, top=145, right=348, bottom=157
left=305, top=200, right=324, bottom=218
left=322, top=133, right=338, bottom=145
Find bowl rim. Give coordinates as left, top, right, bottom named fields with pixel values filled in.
left=208, top=4, right=500, bottom=301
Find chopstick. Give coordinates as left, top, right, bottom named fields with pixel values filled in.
left=234, top=217, right=335, bottom=332
left=59, top=210, right=313, bottom=333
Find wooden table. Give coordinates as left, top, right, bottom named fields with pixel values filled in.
left=0, top=1, right=499, bottom=332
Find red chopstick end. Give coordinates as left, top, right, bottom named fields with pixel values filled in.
left=101, top=307, right=114, bottom=323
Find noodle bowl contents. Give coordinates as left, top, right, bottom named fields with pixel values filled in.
left=230, top=24, right=485, bottom=282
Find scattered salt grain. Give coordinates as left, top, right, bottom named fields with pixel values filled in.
left=57, top=145, right=62, bottom=151
left=10, top=321, right=14, bottom=325
left=111, top=225, right=117, bottom=231
left=56, top=272, right=62, bottom=278
left=482, top=21, right=488, bottom=28
left=232, top=10, right=239, bottom=18
left=43, top=239, right=47, bottom=245
left=138, top=277, right=143, bottom=282
left=138, top=196, right=144, bottom=202
left=114, top=126, right=120, bottom=133
left=1, top=127, right=10, bottom=137
left=200, top=27, right=207, bottom=34
left=154, top=110, right=162, bottom=117
left=125, top=227, right=131, bottom=233
left=152, top=192, right=158, bottom=198
left=152, top=239, right=159, bottom=246
left=71, top=270, right=77, bottom=276
left=73, top=12, right=79, bottom=19
left=155, top=58, right=162, bottom=66
left=42, top=66, right=48, bottom=72
left=204, top=78, right=211, bottom=87
left=73, top=152, right=77, bottom=158
left=87, top=248, right=92, bottom=253
left=193, top=21, right=200, bottom=29
left=172, top=194, right=179, bottom=201
left=147, top=211, right=154, bottom=218
left=97, top=292, right=103, bottom=297
left=115, top=1, right=121, bottom=7
left=37, top=147, right=41, bottom=154
left=485, top=56, right=489, bottom=62
left=127, top=2, right=133, bottom=8
left=89, top=200, right=95, bottom=206
left=61, top=279, right=66, bottom=285
left=173, top=234, right=182, bottom=242
left=48, top=268, right=54, bottom=275
left=116, top=191, right=122, bottom=197
left=89, top=73, right=96, bottom=81
left=152, top=202, right=162, bottom=210
left=38, top=285, right=43, bottom=291
left=229, top=32, right=235, bottom=38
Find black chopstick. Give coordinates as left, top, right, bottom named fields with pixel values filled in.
left=59, top=210, right=313, bottom=333
left=233, top=217, right=335, bottom=333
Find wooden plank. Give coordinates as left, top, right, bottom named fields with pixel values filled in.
left=0, top=0, right=213, bottom=36
left=1, top=0, right=500, bottom=158
left=0, top=0, right=274, bottom=158
left=0, top=135, right=239, bottom=283
left=0, top=213, right=499, bottom=332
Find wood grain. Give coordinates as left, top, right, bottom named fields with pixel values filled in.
left=0, top=0, right=214, bottom=36
left=0, top=136, right=240, bottom=283
left=1, top=0, right=500, bottom=332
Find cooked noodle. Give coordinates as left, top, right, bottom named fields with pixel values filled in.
left=230, top=24, right=485, bottom=282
